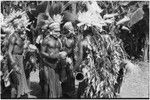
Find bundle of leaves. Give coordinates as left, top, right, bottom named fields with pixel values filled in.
left=2, top=10, right=31, bottom=35
left=80, top=33, right=126, bottom=98
left=76, top=1, right=127, bottom=98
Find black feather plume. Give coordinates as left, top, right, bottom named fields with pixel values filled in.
left=62, top=11, right=77, bottom=22
left=47, top=2, right=63, bottom=17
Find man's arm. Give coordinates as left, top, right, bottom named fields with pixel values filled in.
left=60, top=37, right=74, bottom=55
left=8, top=36, right=16, bottom=64
left=8, top=35, right=20, bottom=72
left=40, top=38, right=50, bottom=58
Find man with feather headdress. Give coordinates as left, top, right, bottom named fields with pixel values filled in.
left=60, top=21, right=77, bottom=98
left=72, top=1, right=127, bottom=98
left=36, top=2, right=67, bottom=98
left=1, top=10, right=36, bottom=98
left=36, top=1, right=79, bottom=98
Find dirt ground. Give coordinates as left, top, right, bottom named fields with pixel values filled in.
left=119, top=61, right=149, bottom=98
left=29, top=61, right=149, bottom=98
left=1, top=61, right=149, bottom=98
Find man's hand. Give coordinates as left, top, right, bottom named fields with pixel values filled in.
left=59, top=51, right=67, bottom=59
left=49, top=22, right=60, bottom=31
left=13, top=64, right=20, bottom=73
left=66, top=57, right=72, bottom=64
left=24, top=40, right=30, bottom=49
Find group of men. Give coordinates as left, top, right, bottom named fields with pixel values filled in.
left=36, top=15, right=77, bottom=98
left=1, top=3, right=87, bottom=98
left=1, top=1, right=129, bottom=98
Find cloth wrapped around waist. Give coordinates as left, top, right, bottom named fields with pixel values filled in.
left=43, top=57, right=59, bottom=69
left=10, top=54, right=30, bottom=97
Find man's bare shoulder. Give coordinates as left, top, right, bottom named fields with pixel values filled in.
left=8, top=34, right=17, bottom=44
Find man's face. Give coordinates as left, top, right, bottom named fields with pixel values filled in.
left=52, top=31, right=60, bottom=38
left=20, top=32, right=26, bottom=39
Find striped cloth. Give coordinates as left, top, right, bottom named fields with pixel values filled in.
left=13, top=55, right=31, bottom=98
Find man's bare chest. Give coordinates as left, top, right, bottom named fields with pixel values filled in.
left=46, top=37, right=62, bottom=49
left=13, top=37, right=24, bottom=54
left=15, top=38, right=24, bottom=47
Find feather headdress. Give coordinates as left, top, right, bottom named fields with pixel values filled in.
left=36, top=1, right=77, bottom=32
left=2, top=10, right=31, bottom=35
left=36, top=2, right=64, bottom=31
left=77, top=1, right=116, bottom=32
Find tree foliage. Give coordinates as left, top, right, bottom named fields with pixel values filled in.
left=0, top=1, right=149, bottom=98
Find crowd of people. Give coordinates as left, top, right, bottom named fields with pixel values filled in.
left=0, top=1, right=90, bottom=98
left=1, top=1, right=145, bottom=98
left=1, top=2, right=76, bottom=99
